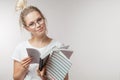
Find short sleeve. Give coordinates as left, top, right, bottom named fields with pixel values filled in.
left=54, top=41, right=65, bottom=48
left=54, top=41, right=70, bottom=49
left=11, top=45, right=21, bottom=62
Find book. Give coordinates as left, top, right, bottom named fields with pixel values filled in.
left=26, top=46, right=73, bottom=79
left=26, top=48, right=49, bottom=71
left=39, top=55, right=49, bottom=71
left=60, top=49, right=73, bottom=59
left=46, top=49, right=73, bottom=80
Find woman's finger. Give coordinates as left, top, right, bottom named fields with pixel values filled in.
left=37, top=66, right=46, bottom=77
left=21, top=57, right=32, bottom=65
left=21, top=57, right=32, bottom=69
left=22, top=57, right=31, bottom=61
left=22, top=60, right=31, bottom=68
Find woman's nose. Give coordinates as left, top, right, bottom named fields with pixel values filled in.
left=36, top=22, right=41, bottom=28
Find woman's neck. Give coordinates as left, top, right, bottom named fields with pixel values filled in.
left=29, top=35, right=52, bottom=48
left=32, top=34, right=48, bottom=42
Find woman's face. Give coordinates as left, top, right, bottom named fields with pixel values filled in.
left=24, top=11, right=46, bottom=37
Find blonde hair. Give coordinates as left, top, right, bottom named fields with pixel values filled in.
left=19, top=6, right=45, bottom=27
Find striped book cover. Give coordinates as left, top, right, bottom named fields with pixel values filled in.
left=46, top=50, right=73, bottom=80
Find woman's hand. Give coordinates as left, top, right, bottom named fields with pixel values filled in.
left=37, top=66, right=47, bottom=80
left=13, top=57, right=32, bottom=80
left=20, top=57, right=32, bottom=70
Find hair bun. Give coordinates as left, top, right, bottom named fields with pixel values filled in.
left=15, top=0, right=27, bottom=11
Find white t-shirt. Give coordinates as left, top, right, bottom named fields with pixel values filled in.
left=12, top=39, right=64, bottom=80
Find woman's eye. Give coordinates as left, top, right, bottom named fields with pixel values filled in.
left=29, top=22, right=34, bottom=27
left=37, top=18, right=42, bottom=22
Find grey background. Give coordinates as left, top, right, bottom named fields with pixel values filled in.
left=1, top=0, right=120, bottom=80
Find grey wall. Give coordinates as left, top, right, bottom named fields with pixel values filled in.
left=1, top=0, right=120, bottom=80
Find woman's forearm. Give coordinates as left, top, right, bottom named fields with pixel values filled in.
left=13, top=58, right=32, bottom=80
left=13, top=68, right=28, bottom=80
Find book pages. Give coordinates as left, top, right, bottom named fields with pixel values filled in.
left=46, top=50, right=73, bottom=80
left=26, top=48, right=40, bottom=63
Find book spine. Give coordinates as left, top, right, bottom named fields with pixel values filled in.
left=39, top=58, right=43, bottom=71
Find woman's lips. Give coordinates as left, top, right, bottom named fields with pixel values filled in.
left=37, top=27, right=44, bottom=32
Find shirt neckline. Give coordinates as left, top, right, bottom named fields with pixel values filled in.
left=26, top=39, right=54, bottom=50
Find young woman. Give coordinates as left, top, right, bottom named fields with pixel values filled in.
left=12, top=6, right=68, bottom=80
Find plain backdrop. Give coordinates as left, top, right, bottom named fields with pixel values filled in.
left=1, top=0, right=120, bottom=80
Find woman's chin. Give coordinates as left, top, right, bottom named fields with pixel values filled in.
left=36, top=31, right=46, bottom=36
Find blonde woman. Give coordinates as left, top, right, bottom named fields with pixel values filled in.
left=12, top=6, right=68, bottom=80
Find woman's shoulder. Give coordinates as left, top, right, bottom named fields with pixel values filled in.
left=51, top=39, right=65, bottom=48
left=15, top=40, right=28, bottom=49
